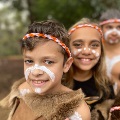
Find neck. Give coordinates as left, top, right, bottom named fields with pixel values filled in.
left=73, top=68, right=92, bottom=82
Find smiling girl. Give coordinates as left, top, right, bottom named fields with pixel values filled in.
left=63, top=18, right=115, bottom=119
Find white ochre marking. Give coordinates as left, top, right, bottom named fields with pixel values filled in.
left=24, top=64, right=55, bottom=81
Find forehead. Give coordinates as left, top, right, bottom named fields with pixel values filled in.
left=70, top=27, right=101, bottom=42
left=23, top=40, right=63, bottom=57
left=103, top=22, right=120, bottom=27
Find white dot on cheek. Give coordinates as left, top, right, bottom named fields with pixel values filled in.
left=96, top=52, right=100, bottom=57
left=73, top=49, right=81, bottom=56
left=92, top=50, right=96, bottom=54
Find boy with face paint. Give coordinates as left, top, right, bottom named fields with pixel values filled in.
left=100, top=9, right=120, bottom=95
left=63, top=18, right=115, bottom=119
left=0, top=20, right=91, bottom=120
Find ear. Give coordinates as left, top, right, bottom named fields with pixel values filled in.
left=63, top=57, right=73, bottom=73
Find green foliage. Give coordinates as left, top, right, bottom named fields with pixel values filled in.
left=0, top=3, right=29, bottom=56
left=24, top=0, right=120, bottom=29
left=0, top=0, right=120, bottom=56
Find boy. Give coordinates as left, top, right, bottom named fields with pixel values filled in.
left=0, top=20, right=90, bottom=120
left=100, top=9, right=120, bottom=95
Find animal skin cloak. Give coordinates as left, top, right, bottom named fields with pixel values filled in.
left=0, top=78, right=84, bottom=120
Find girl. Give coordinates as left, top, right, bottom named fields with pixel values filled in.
left=63, top=18, right=115, bottom=119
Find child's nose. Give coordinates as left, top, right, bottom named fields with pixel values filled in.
left=32, top=69, right=44, bottom=76
left=81, top=47, right=91, bottom=55
left=112, top=29, right=118, bottom=35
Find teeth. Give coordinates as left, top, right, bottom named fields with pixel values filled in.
left=34, top=81, right=45, bottom=84
left=82, top=59, right=90, bottom=61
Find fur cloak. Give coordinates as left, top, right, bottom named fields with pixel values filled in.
left=0, top=78, right=84, bottom=120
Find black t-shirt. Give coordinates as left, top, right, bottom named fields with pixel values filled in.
left=73, top=76, right=115, bottom=110
left=73, top=76, right=99, bottom=97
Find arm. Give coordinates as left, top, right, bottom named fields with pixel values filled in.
left=111, top=63, right=120, bottom=95
left=76, top=100, right=91, bottom=120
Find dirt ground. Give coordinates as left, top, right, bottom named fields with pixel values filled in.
left=0, top=57, right=24, bottom=120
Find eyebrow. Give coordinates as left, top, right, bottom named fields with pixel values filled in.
left=72, top=39, right=100, bottom=43
left=72, top=39, right=83, bottom=43
left=90, top=40, right=101, bottom=43
left=24, top=55, right=32, bottom=59
left=24, top=54, right=57, bottom=60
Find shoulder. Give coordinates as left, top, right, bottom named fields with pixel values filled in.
left=76, top=100, right=91, bottom=120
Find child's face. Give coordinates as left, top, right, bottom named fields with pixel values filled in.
left=23, top=40, right=72, bottom=95
left=102, top=23, right=120, bottom=44
left=70, top=27, right=101, bottom=71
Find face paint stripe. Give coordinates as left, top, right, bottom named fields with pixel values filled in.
left=25, top=64, right=55, bottom=81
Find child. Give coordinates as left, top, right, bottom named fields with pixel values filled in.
left=99, top=9, right=120, bottom=95
left=0, top=20, right=91, bottom=120
left=63, top=18, right=115, bottom=119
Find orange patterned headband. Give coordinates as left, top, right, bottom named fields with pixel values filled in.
left=23, top=33, right=71, bottom=57
left=110, top=106, right=120, bottom=112
left=100, top=19, right=120, bottom=26
left=68, top=24, right=103, bottom=40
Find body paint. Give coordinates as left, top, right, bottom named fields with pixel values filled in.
left=73, top=48, right=100, bottom=59
left=35, top=88, right=42, bottom=94
left=104, top=28, right=120, bottom=44
left=92, top=50, right=100, bottom=57
left=69, top=111, right=82, bottom=120
left=25, top=64, right=55, bottom=81
left=73, top=49, right=82, bottom=56
left=20, top=89, right=30, bottom=96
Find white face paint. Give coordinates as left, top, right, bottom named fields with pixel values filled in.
left=83, top=47, right=86, bottom=50
left=24, top=64, right=55, bottom=81
left=35, top=88, right=42, bottom=94
left=92, top=50, right=100, bottom=58
left=104, top=28, right=120, bottom=44
left=73, top=49, right=82, bottom=56
left=19, top=89, right=30, bottom=96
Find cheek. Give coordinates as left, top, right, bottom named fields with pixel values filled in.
left=71, top=48, right=82, bottom=56
left=92, top=50, right=101, bottom=58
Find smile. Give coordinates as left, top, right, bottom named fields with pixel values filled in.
left=32, top=80, right=48, bottom=87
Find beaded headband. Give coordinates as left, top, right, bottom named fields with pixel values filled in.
left=100, top=19, right=120, bottom=26
left=23, top=33, right=71, bottom=57
left=110, top=106, right=120, bottom=112
left=68, top=24, right=103, bottom=40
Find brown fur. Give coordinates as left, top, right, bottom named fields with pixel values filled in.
left=0, top=78, right=84, bottom=120
left=91, top=99, right=114, bottom=120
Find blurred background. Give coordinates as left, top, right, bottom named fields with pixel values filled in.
left=0, top=0, right=120, bottom=119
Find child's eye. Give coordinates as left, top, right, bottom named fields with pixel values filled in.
left=106, top=25, right=113, bottom=30
left=24, top=60, right=33, bottom=64
left=73, top=43, right=82, bottom=47
left=90, top=43, right=100, bottom=48
left=117, top=26, right=120, bottom=30
left=45, top=60, right=54, bottom=65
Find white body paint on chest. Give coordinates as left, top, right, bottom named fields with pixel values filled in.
left=24, top=64, right=55, bottom=81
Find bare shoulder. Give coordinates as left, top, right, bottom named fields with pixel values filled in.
left=76, top=100, right=91, bottom=120
left=18, top=81, right=31, bottom=90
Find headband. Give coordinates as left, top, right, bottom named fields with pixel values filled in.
left=100, top=19, right=120, bottom=26
left=68, top=24, right=103, bottom=40
left=23, top=33, right=71, bottom=57
left=110, top=106, right=120, bottom=112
